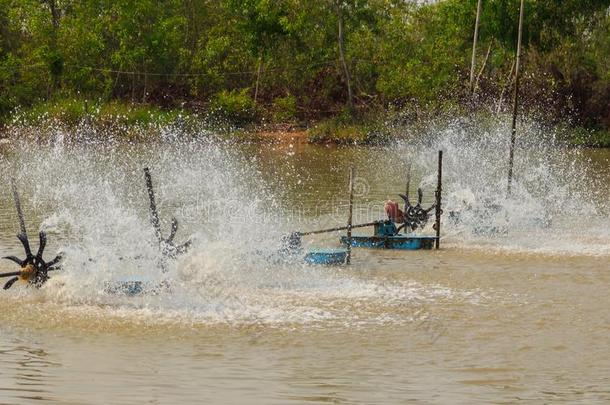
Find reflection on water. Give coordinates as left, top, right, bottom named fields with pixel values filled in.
left=0, top=337, right=57, bottom=402
left=0, top=122, right=609, bottom=403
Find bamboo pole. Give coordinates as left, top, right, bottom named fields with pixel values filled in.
left=435, top=151, right=443, bottom=249
left=346, top=167, right=354, bottom=264
left=469, top=0, right=483, bottom=95
left=507, top=0, right=525, bottom=195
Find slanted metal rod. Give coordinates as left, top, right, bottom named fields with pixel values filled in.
left=10, top=178, right=27, bottom=237
left=405, top=163, right=411, bottom=200
left=297, top=221, right=381, bottom=237
left=143, top=168, right=162, bottom=243
left=0, top=267, right=60, bottom=279
left=0, top=271, right=22, bottom=279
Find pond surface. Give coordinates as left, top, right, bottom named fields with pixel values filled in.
left=0, top=128, right=609, bottom=404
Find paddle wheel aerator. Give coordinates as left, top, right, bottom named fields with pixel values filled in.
left=0, top=181, right=62, bottom=289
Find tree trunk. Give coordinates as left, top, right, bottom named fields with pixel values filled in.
left=473, top=41, right=492, bottom=96
left=44, top=0, right=61, bottom=94
left=469, top=0, right=483, bottom=95
left=254, top=55, right=263, bottom=103
left=496, top=59, right=515, bottom=113
left=336, top=1, right=353, bottom=110
left=45, top=0, right=60, bottom=29
left=142, top=72, right=148, bottom=103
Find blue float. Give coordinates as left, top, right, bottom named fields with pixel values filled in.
left=104, top=276, right=154, bottom=296
left=304, top=248, right=349, bottom=265
left=339, top=221, right=437, bottom=250
left=340, top=234, right=436, bottom=250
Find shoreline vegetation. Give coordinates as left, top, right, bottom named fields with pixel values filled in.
left=1, top=1, right=610, bottom=147
left=0, top=99, right=609, bottom=148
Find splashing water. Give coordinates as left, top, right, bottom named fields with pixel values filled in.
left=400, top=116, right=610, bottom=256
left=0, top=116, right=607, bottom=329
left=0, top=134, right=476, bottom=329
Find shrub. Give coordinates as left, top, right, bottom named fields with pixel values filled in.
left=307, top=118, right=367, bottom=144
left=210, top=89, right=257, bottom=124
left=272, top=95, right=297, bottom=122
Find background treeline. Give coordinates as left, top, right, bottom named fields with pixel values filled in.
left=1, top=0, right=609, bottom=132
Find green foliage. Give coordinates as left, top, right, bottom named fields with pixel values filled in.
left=97, top=102, right=182, bottom=126
left=272, top=95, right=297, bottom=122
left=11, top=98, right=183, bottom=127
left=308, top=119, right=366, bottom=144
left=306, top=113, right=392, bottom=145
left=592, top=130, right=610, bottom=148
left=210, top=89, right=257, bottom=124
left=0, top=0, right=609, bottom=135
left=16, top=98, right=86, bottom=126
left=375, top=1, right=468, bottom=102
left=567, top=127, right=610, bottom=148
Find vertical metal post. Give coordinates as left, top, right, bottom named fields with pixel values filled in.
left=346, top=167, right=354, bottom=264
left=469, top=0, right=483, bottom=95
left=405, top=163, right=412, bottom=198
left=435, top=151, right=443, bottom=249
left=507, top=0, right=525, bottom=195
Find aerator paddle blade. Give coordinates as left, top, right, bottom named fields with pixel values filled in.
left=3, top=277, right=19, bottom=290
left=398, top=189, right=435, bottom=231
left=1, top=233, right=61, bottom=289
left=143, top=168, right=192, bottom=264
left=398, top=193, right=410, bottom=205
left=3, top=255, right=25, bottom=266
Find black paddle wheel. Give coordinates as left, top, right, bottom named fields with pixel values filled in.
left=0, top=181, right=62, bottom=289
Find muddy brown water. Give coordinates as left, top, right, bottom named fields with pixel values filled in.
left=0, top=137, right=609, bottom=404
